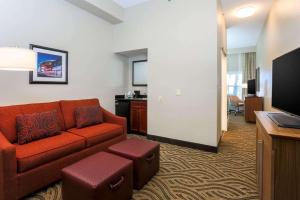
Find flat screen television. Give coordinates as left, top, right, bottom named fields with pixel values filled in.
left=247, top=79, right=256, bottom=95
left=268, top=47, right=300, bottom=128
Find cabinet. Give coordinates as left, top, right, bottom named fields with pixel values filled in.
left=256, top=111, right=300, bottom=200
left=130, top=101, right=147, bottom=135
left=245, top=96, right=263, bottom=122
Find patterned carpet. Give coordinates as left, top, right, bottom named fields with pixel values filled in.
left=25, top=116, right=258, bottom=200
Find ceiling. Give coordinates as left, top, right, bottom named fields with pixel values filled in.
left=221, top=0, right=273, bottom=49
left=113, top=0, right=149, bottom=8
left=113, top=0, right=273, bottom=49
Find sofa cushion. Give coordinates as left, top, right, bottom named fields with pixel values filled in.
left=0, top=101, right=65, bottom=143
left=68, top=123, right=123, bottom=147
left=16, top=110, right=61, bottom=145
left=16, top=132, right=85, bottom=173
left=75, top=106, right=103, bottom=128
left=60, top=99, right=100, bottom=130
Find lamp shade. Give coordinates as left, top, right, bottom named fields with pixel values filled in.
left=242, top=83, right=248, bottom=89
left=0, top=47, right=36, bottom=71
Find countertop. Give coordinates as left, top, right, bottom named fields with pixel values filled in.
left=115, top=95, right=147, bottom=101
left=115, top=98, right=147, bottom=101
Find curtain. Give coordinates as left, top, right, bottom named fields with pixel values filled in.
left=242, top=52, right=256, bottom=98
left=242, top=52, right=256, bottom=83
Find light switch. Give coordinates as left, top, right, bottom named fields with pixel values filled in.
left=176, top=89, right=182, bottom=96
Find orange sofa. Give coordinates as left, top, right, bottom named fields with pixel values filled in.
left=0, top=98, right=127, bottom=200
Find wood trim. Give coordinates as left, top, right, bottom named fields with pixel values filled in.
left=271, top=150, right=275, bottom=200
left=147, top=134, right=218, bottom=153
left=257, top=140, right=264, bottom=199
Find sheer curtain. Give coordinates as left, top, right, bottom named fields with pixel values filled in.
left=242, top=52, right=256, bottom=83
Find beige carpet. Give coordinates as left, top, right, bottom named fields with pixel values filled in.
left=25, top=116, right=258, bottom=200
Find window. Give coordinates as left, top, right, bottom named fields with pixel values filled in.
left=227, top=72, right=242, bottom=99
left=227, top=53, right=243, bottom=99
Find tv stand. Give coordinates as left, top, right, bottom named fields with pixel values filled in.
left=256, top=112, right=300, bottom=200
left=267, top=112, right=300, bottom=129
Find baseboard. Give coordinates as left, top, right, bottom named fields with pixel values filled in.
left=128, top=131, right=147, bottom=136
left=147, top=134, right=218, bottom=153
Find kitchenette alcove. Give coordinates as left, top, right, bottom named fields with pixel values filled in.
left=114, top=48, right=148, bottom=135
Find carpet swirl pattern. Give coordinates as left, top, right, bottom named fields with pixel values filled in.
left=25, top=116, right=258, bottom=200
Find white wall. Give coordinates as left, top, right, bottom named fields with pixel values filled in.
left=228, top=54, right=241, bottom=72
left=114, top=0, right=221, bottom=147
left=256, top=0, right=300, bottom=111
left=0, top=0, right=127, bottom=112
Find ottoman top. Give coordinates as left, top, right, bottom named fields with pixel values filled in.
left=62, top=152, right=132, bottom=187
left=108, top=138, right=159, bottom=158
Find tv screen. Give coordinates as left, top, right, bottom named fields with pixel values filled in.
left=247, top=79, right=256, bottom=95
left=272, top=47, right=300, bottom=116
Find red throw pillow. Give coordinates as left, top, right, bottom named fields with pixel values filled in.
left=16, top=110, right=61, bottom=145
left=75, top=106, right=103, bottom=128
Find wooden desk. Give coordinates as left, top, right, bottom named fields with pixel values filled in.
left=256, top=111, right=300, bottom=200
left=245, top=96, right=263, bottom=122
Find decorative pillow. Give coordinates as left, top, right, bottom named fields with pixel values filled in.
left=16, top=110, right=61, bottom=145
left=75, top=106, right=103, bottom=128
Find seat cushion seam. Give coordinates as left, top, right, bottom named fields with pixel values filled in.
left=16, top=139, right=85, bottom=159
left=69, top=129, right=122, bottom=140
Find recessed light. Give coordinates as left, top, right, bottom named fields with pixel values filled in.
left=235, top=6, right=256, bottom=18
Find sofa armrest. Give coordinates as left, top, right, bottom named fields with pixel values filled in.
left=0, top=132, right=17, bottom=200
left=101, top=107, right=127, bottom=134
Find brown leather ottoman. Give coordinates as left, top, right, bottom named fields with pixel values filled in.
left=108, top=138, right=160, bottom=190
left=62, top=152, right=133, bottom=200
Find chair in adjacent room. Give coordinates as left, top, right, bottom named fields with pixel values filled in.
left=228, top=95, right=244, bottom=116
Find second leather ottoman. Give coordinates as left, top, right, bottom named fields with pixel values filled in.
left=62, top=152, right=133, bottom=200
left=108, top=138, right=160, bottom=190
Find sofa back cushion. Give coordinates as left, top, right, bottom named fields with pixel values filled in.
left=0, top=101, right=65, bottom=143
left=60, top=99, right=100, bottom=130
left=16, top=110, right=61, bottom=144
left=75, top=106, right=103, bottom=128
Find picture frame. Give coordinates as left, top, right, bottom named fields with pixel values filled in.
left=29, top=44, right=68, bottom=84
left=132, top=60, right=147, bottom=87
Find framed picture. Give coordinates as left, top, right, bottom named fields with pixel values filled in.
left=29, top=44, right=68, bottom=84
